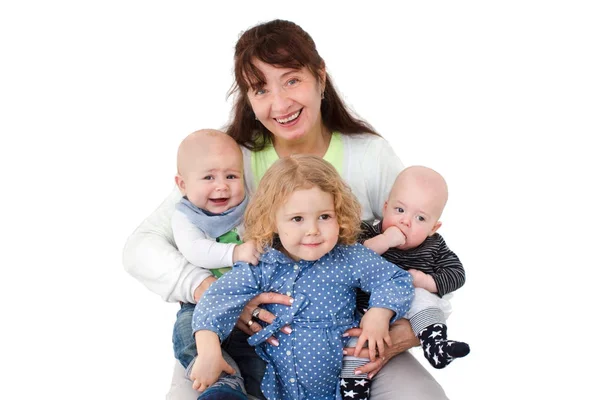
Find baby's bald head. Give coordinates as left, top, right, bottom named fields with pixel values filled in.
left=176, top=129, right=242, bottom=177
left=390, top=166, right=448, bottom=221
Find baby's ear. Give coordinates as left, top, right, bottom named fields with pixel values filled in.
left=429, top=221, right=442, bottom=236
left=174, top=174, right=186, bottom=194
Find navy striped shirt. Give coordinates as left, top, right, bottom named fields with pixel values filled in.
left=357, top=221, right=465, bottom=312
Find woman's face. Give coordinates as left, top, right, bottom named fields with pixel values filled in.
left=246, top=59, right=325, bottom=146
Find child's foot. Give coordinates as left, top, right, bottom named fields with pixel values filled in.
left=418, top=324, right=470, bottom=369
left=340, top=378, right=371, bottom=399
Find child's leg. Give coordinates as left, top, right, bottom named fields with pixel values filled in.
left=407, top=288, right=470, bottom=369
left=222, top=328, right=267, bottom=400
left=172, top=302, right=197, bottom=369
left=340, top=337, right=372, bottom=399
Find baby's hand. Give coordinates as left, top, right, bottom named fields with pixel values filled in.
left=382, top=226, right=406, bottom=248
left=233, top=240, right=260, bottom=265
left=408, top=269, right=437, bottom=293
left=353, top=307, right=394, bottom=361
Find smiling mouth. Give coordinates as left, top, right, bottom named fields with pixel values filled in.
left=275, top=109, right=302, bottom=124
left=302, top=242, right=322, bottom=247
left=210, top=198, right=229, bottom=204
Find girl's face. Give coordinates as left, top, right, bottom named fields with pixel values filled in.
left=246, top=59, right=325, bottom=147
left=274, top=186, right=339, bottom=262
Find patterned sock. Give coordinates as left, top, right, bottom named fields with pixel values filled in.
left=418, top=323, right=470, bottom=369
left=340, top=377, right=371, bottom=399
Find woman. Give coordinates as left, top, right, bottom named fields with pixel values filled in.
left=124, top=19, right=448, bottom=400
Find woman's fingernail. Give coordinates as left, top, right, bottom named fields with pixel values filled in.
left=283, top=326, right=292, bottom=334
left=342, top=333, right=349, bottom=337
left=355, top=370, right=362, bottom=375
left=271, top=338, right=279, bottom=346
left=368, top=374, right=373, bottom=379
left=289, top=298, right=294, bottom=304
left=343, top=350, right=347, bottom=355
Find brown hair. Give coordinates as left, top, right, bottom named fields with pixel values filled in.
left=226, top=19, right=378, bottom=151
left=243, top=154, right=362, bottom=251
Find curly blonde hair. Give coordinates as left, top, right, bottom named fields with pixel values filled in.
left=244, top=155, right=362, bottom=252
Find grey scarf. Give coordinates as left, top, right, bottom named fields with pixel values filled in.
left=176, top=195, right=248, bottom=238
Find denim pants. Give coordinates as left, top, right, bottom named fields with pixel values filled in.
left=172, top=303, right=267, bottom=400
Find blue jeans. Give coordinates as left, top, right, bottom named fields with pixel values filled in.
left=172, top=303, right=266, bottom=400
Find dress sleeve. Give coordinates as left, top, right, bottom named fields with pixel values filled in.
left=122, top=186, right=211, bottom=304
left=430, top=236, right=466, bottom=297
left=171, top=209, right=237, bottom=269
left=192, top=263, right=263, bottom=341
left=353, top=245, right=415, bottom=323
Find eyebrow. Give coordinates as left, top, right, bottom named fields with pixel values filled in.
left=392, top=201, right=431, bottom=217
left=280, top=69, right=300, bottom=79
left=282, top=209, right=335, bottom=217
left=200, top=168, right=242, bottom=174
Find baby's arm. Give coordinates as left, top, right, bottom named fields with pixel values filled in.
left=363, top=226, right=406, bottom=255
left=189, top=331, right=235, bottom=392
left=407, top=269, right=438, bottom=292
left=424, top=235, right=466, bottom=297
left=172, top=210, right=258, bottom=268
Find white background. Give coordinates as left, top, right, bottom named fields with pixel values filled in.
left=1, top=1, right=599, bottom=399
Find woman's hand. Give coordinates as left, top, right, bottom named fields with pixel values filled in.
left=235, top=292, right=294, bottom=346
left=343, top=318, right=419, bottom=378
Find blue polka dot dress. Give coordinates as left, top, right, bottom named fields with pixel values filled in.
left=193, top=243, right=414, bottom=400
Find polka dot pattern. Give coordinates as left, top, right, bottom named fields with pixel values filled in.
left=193, top=244, right=414, bottom=400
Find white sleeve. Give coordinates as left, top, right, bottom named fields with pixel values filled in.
left=171, top=210, right=237, bottom=269
left=363, top=137, right=404, bottom=220
left=122, top=186, right=212, bottom=304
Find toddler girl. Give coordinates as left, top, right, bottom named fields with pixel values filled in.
left=190, top=155, right=414, bottom=400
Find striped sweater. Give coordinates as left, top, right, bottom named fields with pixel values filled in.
left=357, top=221, right=465, bottom=312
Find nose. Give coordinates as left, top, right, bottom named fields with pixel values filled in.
left=214, top=178, right=228, bottom=191
left=305, top=220, right=320, bottom=236
left=272, top=88, right=292, bottom=114
left=399, top=214, right=411, bottom=227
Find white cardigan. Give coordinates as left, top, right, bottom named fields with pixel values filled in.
left=123, top=134, right=403, bottom=303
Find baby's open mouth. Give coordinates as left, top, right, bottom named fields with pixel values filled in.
left=210, top=198, right=229, bottom=204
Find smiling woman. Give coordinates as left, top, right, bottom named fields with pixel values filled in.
left=246, top=60, right=326, bottom=151
left=123, top=19, right=449, bottom=400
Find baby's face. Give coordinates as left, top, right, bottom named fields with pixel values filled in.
left=381, top=176, right=444, bottom=250
left=182, top=146, right=245, bottom=214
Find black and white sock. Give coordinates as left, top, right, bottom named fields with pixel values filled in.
left=340, top=377, right=371, bottom=399
left=418, top=323, right=470, bottom=369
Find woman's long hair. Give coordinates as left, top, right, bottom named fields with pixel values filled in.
left=226, top=19, right=378, bottom=151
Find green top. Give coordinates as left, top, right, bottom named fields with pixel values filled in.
left=212, top=229, right=242, bottom=278
left=250, top=132, right=344, bottom=186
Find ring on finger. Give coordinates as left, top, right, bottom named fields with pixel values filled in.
left=247, top=319, right=254, bottom=327
left=251, top=307, right=261, bottom=320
